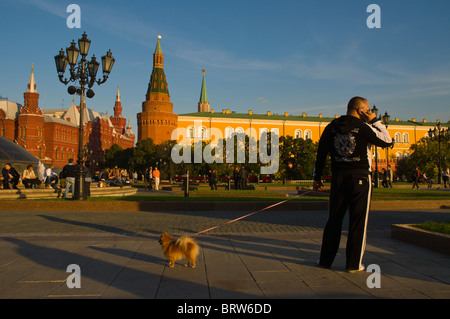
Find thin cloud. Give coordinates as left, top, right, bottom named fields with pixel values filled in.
left=22, top=0, right=66, bottom=18
left=257, top=97, right=268, bottom=104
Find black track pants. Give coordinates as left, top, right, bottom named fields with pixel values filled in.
left=319, top=173, right=372, bottom=270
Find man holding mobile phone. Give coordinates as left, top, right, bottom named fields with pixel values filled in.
left=313, top=96, right=393, bottom=273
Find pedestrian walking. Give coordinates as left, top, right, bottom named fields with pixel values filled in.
left=210, top=170, right=218, bottom=190
left=144, top=167, right=153, bottom=190
left=386, top=165, right=393, bottom=188
left=411, top=167, right=420, bottom=189
left=443, top=166, right=449, bottom=188
left=61, top=158, right=76, bottom=198
left=233, top=167, right=240, bottom=190
left=381, top=168, right=388, bottom=188
left=153, top=167, right=160, bottom=190
left=313, top=96, right=393, bottom=273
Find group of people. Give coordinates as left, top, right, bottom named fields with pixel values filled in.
left=0, top=162, right=61, bottom=190
left=379, top=165, right=394, bottom=188
left=233, top=166, right=248, bottom=190
left=0, top=159, right=77, bottom=198
left=208, top=170, right=218, bottom=190
left=410, top=166, right=450, bottom=189
left=97, top=166, right=132, bottom=188
left=372, top=164, right=449, bottom=189
left=143, top=166, right=160, bottom=191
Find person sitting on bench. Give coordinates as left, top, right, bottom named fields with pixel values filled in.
left=22, top=165, right=42, bottom=189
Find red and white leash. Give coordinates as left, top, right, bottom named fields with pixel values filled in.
left=191, top=190, right=312, bottom=237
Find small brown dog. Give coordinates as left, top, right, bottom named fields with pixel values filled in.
left=158, top=232, right=199, bottom=268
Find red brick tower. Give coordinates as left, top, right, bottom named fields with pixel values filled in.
left=137, top=36, right=178, bottom=144
left=110, top=85, right=127, bottom=134
left=17, top=64, right=45, bottom=159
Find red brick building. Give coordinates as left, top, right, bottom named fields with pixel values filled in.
left=0, top=64, right=135, bottom=170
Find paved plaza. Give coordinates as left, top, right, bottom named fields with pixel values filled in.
left=0, top=207, right=449, bottom=300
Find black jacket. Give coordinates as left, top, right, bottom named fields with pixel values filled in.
left=61, top=164, right=77, bottom=178
left=313, top=116, right=393, bottom=180
left=2, top=167, right=20, bottom=183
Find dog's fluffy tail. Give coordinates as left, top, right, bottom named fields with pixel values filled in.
left=176, top=236, right=199, bottom=257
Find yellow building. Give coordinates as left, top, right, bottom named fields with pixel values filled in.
left=176, top=72, right=447, bottom=172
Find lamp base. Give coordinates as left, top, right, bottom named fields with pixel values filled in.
left=73, top=165, right=88, bottom=200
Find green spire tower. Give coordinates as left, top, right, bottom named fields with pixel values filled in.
left=138, top=35, right=178, bottom=144
left=198, top=69, right=210, bottom=112
left=147, top=36, right=169, bottom=96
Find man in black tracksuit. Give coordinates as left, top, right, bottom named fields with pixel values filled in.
left=313, top=96, right=393, bottom=272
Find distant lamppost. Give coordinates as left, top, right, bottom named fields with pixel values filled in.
left=428, top=122, right=449, bottom=184
left=371, top=105, right=379, bottom=187
left=54, top=32, right=115, bottom=200
left=381, top=111, right=392, bottom=167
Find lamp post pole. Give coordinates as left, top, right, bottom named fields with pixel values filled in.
left=54, top=32, right=115, bottom=200
left=428, top=122, right=449, bottom=185
left=382, top=111, right=391, bottom=168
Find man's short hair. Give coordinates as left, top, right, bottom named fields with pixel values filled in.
left=347, top=96, right=368, bottom=111
left=68, top=158, right=73, bottom=163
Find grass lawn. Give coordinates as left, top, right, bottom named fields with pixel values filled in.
left=371, top=188, right=450, bottom=200
left=86, top=189, right=329, bottom=202
left=81, top=186, right=450, bottom=202
left=412, top=221, right=450, bottom=235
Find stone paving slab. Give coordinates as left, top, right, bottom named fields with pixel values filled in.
left=0, top=207, right=449, bottom=304
left=0, top=231, right=449, bottom=300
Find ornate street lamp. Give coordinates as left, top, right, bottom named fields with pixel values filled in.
left=54, top=32, right=115, bottom=200
left=381, top=111, right=390, bottom=128
left=381, top=111, right=393, bottom=167
left=428, top=121, right=449, bottom=184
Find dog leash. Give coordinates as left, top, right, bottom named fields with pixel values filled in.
left=191, top=190, right=312, bottom=237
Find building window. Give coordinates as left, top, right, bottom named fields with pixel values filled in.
left=294, top=129, right=302, bottom=139
left=305, top=130, right=312, bottom=140
left=225, top=127, right=234, bottom=139
left=199, top=126, right=207, bottom=140
left=402, top=132, right=409, bottom=143
left=395, top=132, right=401, bottom=143
left=187, top=126, right=195, bottom=139
left=235, top=127, right=245, bottom=135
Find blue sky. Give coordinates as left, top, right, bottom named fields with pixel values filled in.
left=1, top=0, right=450, bottom=139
